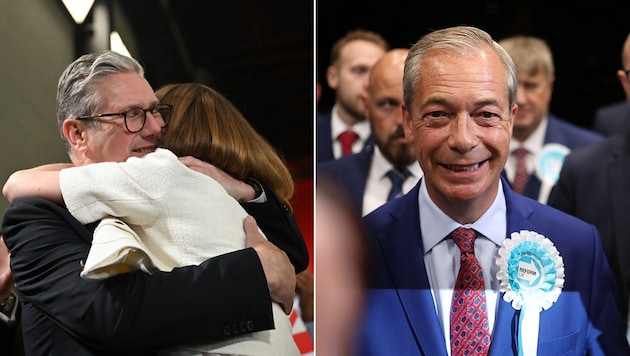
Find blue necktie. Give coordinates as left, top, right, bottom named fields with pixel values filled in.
left=386, top=169, right=407, bottom=201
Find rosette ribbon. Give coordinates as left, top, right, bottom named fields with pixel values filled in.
left=496, top=230, right=565, bottom=356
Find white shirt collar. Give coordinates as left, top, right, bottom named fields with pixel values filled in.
left=331, top=104, right=371, bottom=141
left=419, top=178, right=507, bottom=252
left=510, top=115, right=548, bottom=156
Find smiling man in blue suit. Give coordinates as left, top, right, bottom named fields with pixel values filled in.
left=354, top=26, right=630, bottom=355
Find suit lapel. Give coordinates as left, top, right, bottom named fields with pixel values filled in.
left=376, top=188, right=448, bottom=355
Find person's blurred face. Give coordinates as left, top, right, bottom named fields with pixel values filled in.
left=403, top=48, right=516, bottom=222
left=70, top=72, right=165, bottom=164
left=327, top=40, right=386, bottom=123
left=512, top=69, right=553, bottom=141
left=618, top=37, right=630, bottom=106
left=315, top=186, right=366, bottom=356
left=364, top=50, right=415, bottom=168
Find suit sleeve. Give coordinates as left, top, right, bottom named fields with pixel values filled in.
left=241, top=181, right=309, bottom=273
left=2, top=197, right=274, bottom=352
left=583, top=225, right=630, bottom=354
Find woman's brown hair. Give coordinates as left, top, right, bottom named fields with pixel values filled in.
left=156, top=83, right=294, bottom=205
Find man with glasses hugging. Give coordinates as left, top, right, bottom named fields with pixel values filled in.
left=1, top=51, right=303, bottom=355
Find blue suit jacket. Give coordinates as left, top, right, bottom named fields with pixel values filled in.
left=316, top=111, right=373, bottom=163
left=355, top=177, right=630, bottom=355
left=592, top=100, right=630, bottom=137
left=316, top=145, right=374, bottom=213
left=503, top=114, right=603, bottom=201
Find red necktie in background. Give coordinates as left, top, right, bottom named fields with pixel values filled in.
left=450, top=227, right=491, bottom=356
left=512, top=147, right=529, bottom=194
left=338, top=130, right=359, bottom=156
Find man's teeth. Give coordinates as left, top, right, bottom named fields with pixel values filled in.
left=447, top=163, right=480, bottom=172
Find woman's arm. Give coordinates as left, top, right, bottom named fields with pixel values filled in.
left=2, top=163, right=71, bottom=204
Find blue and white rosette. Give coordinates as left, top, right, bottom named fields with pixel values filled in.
left=496, top=230, right=565, bottom=356
left=534, top=143, right=570, bottom=204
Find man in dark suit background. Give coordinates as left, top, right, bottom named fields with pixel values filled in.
left=498, top=35, right=603, bottom=204
left=316, top=29, right=389, bottom=163
left=592, top=32, right=630, bottom=137
left=549, top=130, right=630, bottom=338
left=318, top=48, right=421, bottom=216
left=355, top=25, right=629, bottom=355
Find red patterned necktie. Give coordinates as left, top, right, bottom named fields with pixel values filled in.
left=450, top=227, right=491, bottom=356
left=338, top=130, right=359, bottom=156
left=512, top=147, right=529, bottom=194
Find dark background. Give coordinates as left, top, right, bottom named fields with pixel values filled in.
left=117, top=0, right=314, bottom=178
left=316, top=1, right=630, bottom=131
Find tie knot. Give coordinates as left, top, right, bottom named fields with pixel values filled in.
left=385, top=169, right=408, bottom=201
left=338, top=130, right=359, bottom=156
left=386, top=169, right=407, bottom=184
left=513, top=147, right=529, bottom=158
left=451, top=227, right=476, bottom=253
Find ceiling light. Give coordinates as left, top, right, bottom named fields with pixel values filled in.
left=61, top=0, right=95, bottom=24
left=110, top=31, right=131, bottom=57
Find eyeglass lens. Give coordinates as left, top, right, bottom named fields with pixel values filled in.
left=125, top=105, right=171, bottom=133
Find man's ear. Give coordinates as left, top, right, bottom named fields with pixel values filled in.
left=62, top=119, right=88, bottom=152
left=326, top=65, right=339, bottom=90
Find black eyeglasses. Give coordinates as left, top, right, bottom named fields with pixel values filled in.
left=625, top=69, right=630, bottom=80
left=76, top=104, right=172, bottom=133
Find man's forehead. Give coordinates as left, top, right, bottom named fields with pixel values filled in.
left=98, top=72, right=157, bottom=110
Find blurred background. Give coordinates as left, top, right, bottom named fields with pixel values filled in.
left=0, top=1, right=314, bottom=229
left=2, top=1, right=629, bottom=255
left=317, top=1, right=630, bottom=131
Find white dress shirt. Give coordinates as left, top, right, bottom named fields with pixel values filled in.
left=419, top=179, right=507, bottom=356
left=331, top=104, right=371, bottom=159
left=362, top=146, right=423, bottom=216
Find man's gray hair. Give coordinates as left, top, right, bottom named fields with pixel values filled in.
left=403, top=26, right=518, bottom=116
left=56, top=51, right=144, bottom=152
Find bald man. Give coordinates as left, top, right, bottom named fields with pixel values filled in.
left=317, top=48, right=423, bottom=216
left=592, top=32, right=630, bottom=136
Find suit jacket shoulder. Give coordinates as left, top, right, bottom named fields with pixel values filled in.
left=593, top=101, right=630, bottom=136
left=317, top=147, right=374, bottom=213
left=546, top=113, right=604, bottom=149
left=316, top=112, right=334, bottom=163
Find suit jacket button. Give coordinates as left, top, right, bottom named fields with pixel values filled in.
left=223, top=325, right=232, bottom=336
left=232, top=323, right=240, bottom=335
left=246, top=320, right=255, bottom=331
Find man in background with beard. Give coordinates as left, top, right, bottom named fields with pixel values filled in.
left=317, top=48, right=422, bottom=216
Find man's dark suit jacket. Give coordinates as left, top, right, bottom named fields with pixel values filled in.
left=316, top=111, right=373, bottom=163
left=1, top=183, right=308, bottom=355
left=549, top=131, right=630, bottom=326
left=592, top=100, right=630, bottom=137
left=503, top=114, right=603, bottom=201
